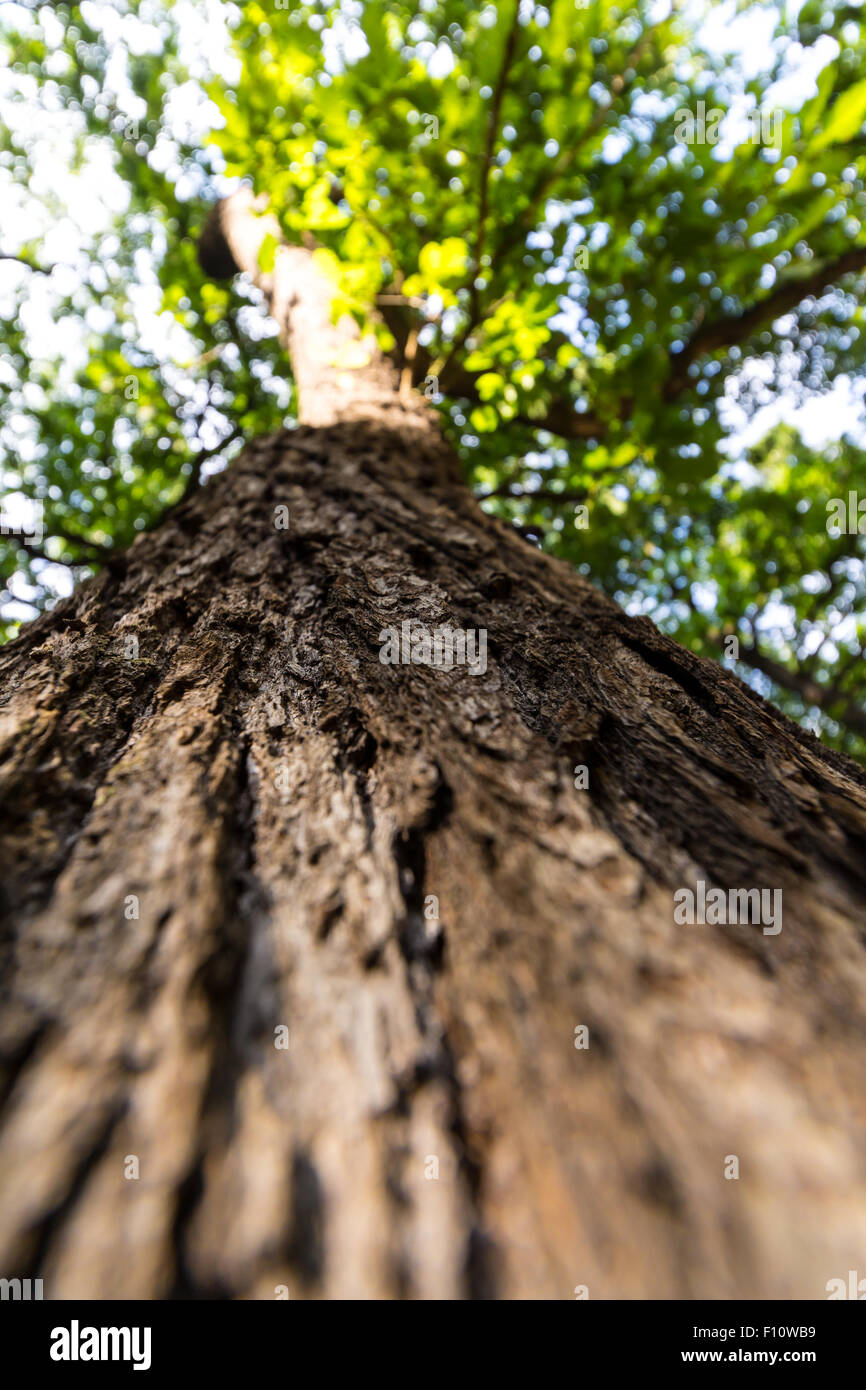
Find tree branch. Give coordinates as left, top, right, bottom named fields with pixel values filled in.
left=666, top=246, right=866, bottom=396
left=800, top=534, right=865, bottom=651
left=738, top=640, right=866, bottom=738
left=470, top=2, right=522, bottom=324
left=492, top=26, right=657, bottom=267
left=477, top=483, right=590, bottom=504
left=1, top=525, right=108, bottom=564
left=51, top=526, right=113, bottom=557
left=177, top=424, right=245, bottom=502
left=0, top=251, right=52, bottom=276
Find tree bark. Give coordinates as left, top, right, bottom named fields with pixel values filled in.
left=199, top=188, right=427, bottom=433
left=1, top=199, right=866, bottom=1301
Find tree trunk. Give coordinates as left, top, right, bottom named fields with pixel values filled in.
left=2, top=199, right=866, bottom=1302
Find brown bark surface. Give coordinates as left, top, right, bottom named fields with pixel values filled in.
left=1, top=415, right=865, bottom=1300
left=1, top=192, right=866, bottom=1300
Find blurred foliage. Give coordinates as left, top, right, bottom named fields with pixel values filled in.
left=0, top=0, right=864, bottom=757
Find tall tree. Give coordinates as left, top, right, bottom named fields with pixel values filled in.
left=3, top=1, right=865, bottom=750
left=1, top=0, right=865, bottom=1300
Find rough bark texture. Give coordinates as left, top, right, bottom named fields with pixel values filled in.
left=1, top=416, right=866, bottom=1301
left=2, top=190, right=866, bottom=1301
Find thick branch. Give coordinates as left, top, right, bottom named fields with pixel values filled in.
left=460, top=244, right=866, bottom=440
left=666, top=246, right=866, bottom=396
left=510, top=398, right=607, bottom=441
left=516, top=245, right=866, bottom=440
left=477, top=483, right=589, bottom=504
left=735, top=639, right=866, bottom=739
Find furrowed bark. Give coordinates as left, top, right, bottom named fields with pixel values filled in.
left=0, top=196, right=865, bottom=1300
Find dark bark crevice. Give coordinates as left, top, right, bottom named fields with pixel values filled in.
left=22, top=1097, right=127, bottom=1283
